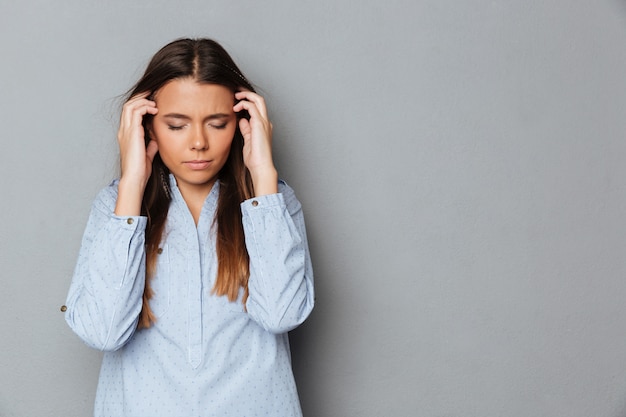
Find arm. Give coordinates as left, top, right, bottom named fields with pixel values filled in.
left=64, top=183, right=148, bottom=351
left=64, top=93, right=158, bottom=350
left=234, top=91, right=314, bottom=332
left=242, top=181, right=315, bottom=334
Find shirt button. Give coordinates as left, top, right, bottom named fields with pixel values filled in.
left=60, top=305, right=67, bottom=312
left=157, top=247, right=163, bottom=254
left=127, top=218, right=134, bottom=225
left=252, top=200, right=259, bottom=207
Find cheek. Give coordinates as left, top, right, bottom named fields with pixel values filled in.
left=152, top=125, right=181, bottom=145
left=152, top=132, right=178, bottom=161
left=217, top=130, right=236, bottom=154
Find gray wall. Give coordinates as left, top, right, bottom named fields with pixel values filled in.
left=2, top=1, right=626, bottom=416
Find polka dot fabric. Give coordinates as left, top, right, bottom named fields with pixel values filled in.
left=65, top=176, right=314, bottom=416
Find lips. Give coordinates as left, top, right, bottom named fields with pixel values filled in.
left=184, top=160, right=211, bottom=170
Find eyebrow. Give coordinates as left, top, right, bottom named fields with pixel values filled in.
left=162, top=113, right=232, bottom=121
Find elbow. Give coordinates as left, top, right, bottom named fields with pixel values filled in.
left=254, top=293, right=315, bottom=335
left=65, top=307, right=138, bottom=351
left=98, top=322, right=138, bottom=351
left=263, top=319, right=300, bottom=335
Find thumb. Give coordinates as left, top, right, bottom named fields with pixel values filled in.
left=239, top=118, right=251, bottom=140
left=146, top=140, right=159, bottom=162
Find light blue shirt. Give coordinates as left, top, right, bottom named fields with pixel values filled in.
left=65, top=176, right=314, bottom=417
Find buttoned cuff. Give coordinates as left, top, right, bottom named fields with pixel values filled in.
left=111, top=214, right=148, bottom=231
left=240, top=193, right=285, bottom=213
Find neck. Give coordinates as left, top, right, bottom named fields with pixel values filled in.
left=176, top=179, right=216, bottom=225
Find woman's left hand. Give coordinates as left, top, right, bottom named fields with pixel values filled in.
left=234, top=91, right=278, bottom=196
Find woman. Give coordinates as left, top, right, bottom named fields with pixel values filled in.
left=63, top=38, right=314, bottom=417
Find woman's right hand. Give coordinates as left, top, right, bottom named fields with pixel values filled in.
left=114, top=93, right=159, bottom=216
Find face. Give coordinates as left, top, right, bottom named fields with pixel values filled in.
left=151, top=78, right=237, bottom=197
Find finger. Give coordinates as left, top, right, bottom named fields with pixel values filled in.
left=123, top=93, right=157, bottom=115
left=233, top=99, right=267, bottom=124
left=122, top=101, right=158, bottom=131
left=238, top=118, right=251, bottom=139
left=123, top=97, right=156, bottom=122
left=123, top=98, right=157, bottom=116
left=234, top=91, right=266, bottom=112
left=234, top=91, right=268, bottom=118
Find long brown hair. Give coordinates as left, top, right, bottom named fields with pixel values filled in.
left=126, top=38, right=256, bottom=328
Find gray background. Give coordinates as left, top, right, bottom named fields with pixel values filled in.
left=2, top=1, right=626, bottom=416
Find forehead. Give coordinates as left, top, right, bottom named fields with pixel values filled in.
left=154, top=78, right=234, bottom=112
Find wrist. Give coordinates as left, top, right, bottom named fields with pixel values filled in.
left=250, top=166, right=278, bottom=196
left=115, top=177, right=146, bottom=216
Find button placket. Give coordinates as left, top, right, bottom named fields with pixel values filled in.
left=188, top=227, right=203, bottom=369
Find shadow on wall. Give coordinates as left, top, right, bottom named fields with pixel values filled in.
left=289, top=318, right=318, bottom=414
left=287, top=226, right=327, bottom=414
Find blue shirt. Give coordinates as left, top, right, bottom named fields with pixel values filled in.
left=64, top=176, right=314, bottom=417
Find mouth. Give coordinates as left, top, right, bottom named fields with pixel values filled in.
left=184, top=160, right=212, bottom=170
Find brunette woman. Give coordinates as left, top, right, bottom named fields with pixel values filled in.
left=64, top=38, right=314, bottom=417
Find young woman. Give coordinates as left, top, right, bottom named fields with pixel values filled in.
left=63, top=38, right=314, bottom=417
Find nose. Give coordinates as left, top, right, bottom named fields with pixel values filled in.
left=190, top=125, right=208, bottom=151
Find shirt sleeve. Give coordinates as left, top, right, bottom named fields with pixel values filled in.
left=64, top=182, right=147, bottom=351
left=241, top=180, right=315, bottom=334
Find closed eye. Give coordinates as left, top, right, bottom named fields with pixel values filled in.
left=168, top=125, right=185, bottom=131
left=209, top=123, right=228, bottom=130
